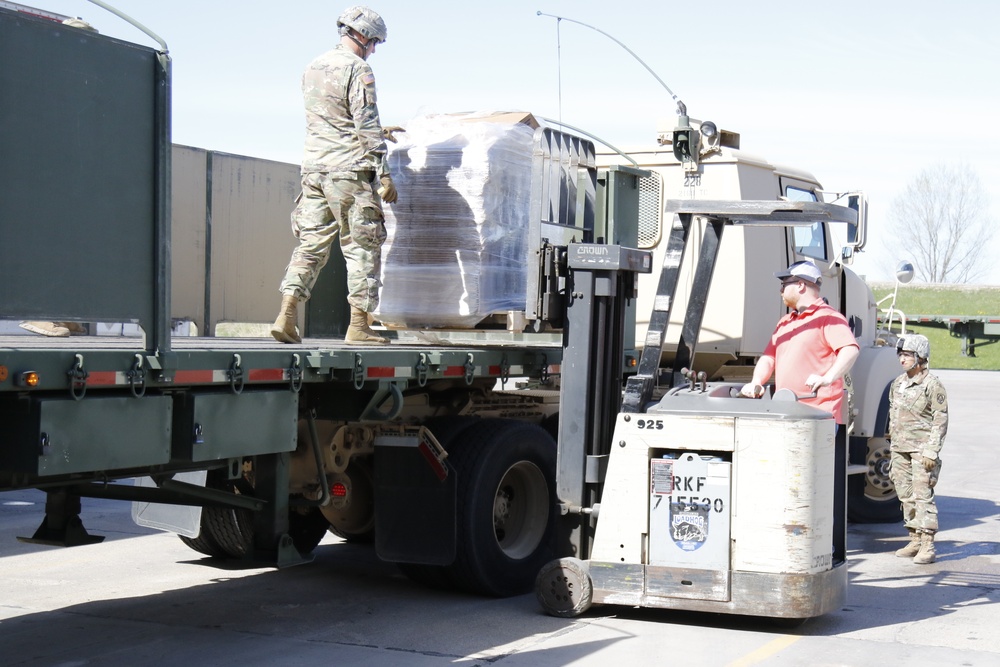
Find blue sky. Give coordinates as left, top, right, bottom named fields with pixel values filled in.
left=21, top=0, right=1000, bottom=283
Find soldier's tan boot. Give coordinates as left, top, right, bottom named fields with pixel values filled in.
left=270, top=295, right=301, bottom=344
left=895, top=528, right=921, bottom=558
left=913, top=531, right=936, bottom=564
left=19, top=321, right=70, bottom=337
left=346, top=306, right=388, bottom=344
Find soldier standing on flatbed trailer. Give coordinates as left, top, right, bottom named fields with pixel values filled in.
left=271, top=5, right=400, bottom=345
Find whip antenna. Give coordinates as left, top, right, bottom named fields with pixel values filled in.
left=536, top=11, right=686, bottom=116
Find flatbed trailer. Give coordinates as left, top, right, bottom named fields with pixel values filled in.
left=0, top=330, right=567, bottom=582
left=1, top=6, right=623, bottom=596
left=878, top=313, right=1000, bottom=357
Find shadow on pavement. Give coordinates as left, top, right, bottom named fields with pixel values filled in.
left=0, top=538, right=630, bottom=666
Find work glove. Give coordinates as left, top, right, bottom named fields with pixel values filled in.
left=921, top=455, right=937, bottom=472
left=378, top=175, right=398, bottom=204
left=382, top=125, right=405, bottom=143
left=738, top=383, right=763, bottom=398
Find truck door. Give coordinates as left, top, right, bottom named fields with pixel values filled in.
left=781, top=181, right=841, bottom=312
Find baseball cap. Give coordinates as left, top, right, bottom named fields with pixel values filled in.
left=775, top=260, right=822, bottom=285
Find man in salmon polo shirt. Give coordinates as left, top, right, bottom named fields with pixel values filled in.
left=738, top=260, right=860, bottom=425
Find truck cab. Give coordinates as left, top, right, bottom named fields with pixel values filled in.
left=597, top=117, right=900, bottom=523
left=598, top=118, right=873, bottom=374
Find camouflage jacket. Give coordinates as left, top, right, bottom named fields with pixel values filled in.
left=300, top=44, right=388, bottom=178
left=888, top=368, right=948, bottom=458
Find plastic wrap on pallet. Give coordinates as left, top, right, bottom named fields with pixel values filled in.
left=375, top=114, right=535, bottom=329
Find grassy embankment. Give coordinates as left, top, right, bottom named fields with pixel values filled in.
left=869, top=282, right=1000, bottom=371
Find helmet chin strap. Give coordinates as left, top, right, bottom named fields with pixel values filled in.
left=345, top=30, right=373, bottom=59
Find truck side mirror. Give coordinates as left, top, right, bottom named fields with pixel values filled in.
left=895, top=261, right=914, bottom=284
left=846, top=194, right=867, bottom=251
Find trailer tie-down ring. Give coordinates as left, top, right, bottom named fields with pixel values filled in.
left=352, top=353, right=365, bottom=390
left=67, top=354, right=88, bottom=401
left=415, top=353, right=429, bottom=388
left=127, top=353, right=146, bottom=398
left=464, top=353, right=475, bottom=386
left=227, top=354, right=244, bottom=395
left=288, top=354, right=303, bottom=393
left=500, top=353, right=510, bottom=388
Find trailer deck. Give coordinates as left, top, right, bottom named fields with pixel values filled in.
left=0, top=333, right=563, bottom=393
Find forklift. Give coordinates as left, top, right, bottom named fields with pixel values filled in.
left=537, top=199, right=856, bottom=621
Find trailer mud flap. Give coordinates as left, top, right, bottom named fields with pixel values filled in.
left=373, top=434, right=456, bottom=565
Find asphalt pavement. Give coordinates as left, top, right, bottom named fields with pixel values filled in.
left=0, top=369, right=997, bottom=666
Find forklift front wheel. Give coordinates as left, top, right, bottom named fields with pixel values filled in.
left=535, top=557, right=593, bottom=618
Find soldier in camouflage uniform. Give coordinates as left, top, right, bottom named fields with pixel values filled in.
left=271, top=6, right=402, bottom=345
left=888, top=333, right=948, bottom=564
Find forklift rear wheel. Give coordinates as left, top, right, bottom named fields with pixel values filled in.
left=535, top=557, right=593, bottom=618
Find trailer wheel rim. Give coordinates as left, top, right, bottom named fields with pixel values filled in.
left=492, top=460, right=549, bottom=560
left=864, top=437, right=895, bottom=501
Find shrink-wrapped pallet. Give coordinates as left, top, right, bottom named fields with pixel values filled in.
left=375, top=113, right=535, bottom=329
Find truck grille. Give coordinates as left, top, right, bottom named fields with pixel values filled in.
left=637, top=173, right=663, bottom=249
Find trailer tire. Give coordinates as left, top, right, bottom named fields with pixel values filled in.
left=446, top=418, right=557, bottom=597
left=179, top=531, right=229, bottom=558
left=847, top=436, right=902, bottom=523
left=201, top=505, right=255, bottom=558
left=187, top=503, right=330, bottom=559
left=178, top=470, right=254, bottom=558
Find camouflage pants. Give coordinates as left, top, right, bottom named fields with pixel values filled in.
left=279, top=171, right=387, bottom=312
left=889, top=449, right=941, bottom=533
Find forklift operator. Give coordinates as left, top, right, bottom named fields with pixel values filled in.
left=739, top=260, right=860, bottom=424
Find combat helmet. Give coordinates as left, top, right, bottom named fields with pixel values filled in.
left=337, top=6, right=387, bottom=44
left=896, top=333, right=930, bottom=362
